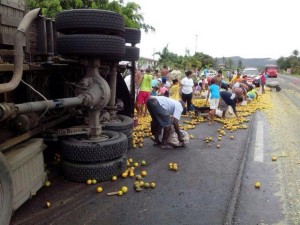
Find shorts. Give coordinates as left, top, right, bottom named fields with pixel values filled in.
left=137, top=91, right=150, bottom=104
left=209, top=98, right=220, bottom=110
left=162, top=76, right=167, bottom=84
left=219, top=98, right=228, bottom=111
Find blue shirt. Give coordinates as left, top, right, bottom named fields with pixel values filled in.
left=151, top=90, right=157, bottom=96
left=209, top=84, right=220, bottom=99
left=152, top=79, right=158, bottom=87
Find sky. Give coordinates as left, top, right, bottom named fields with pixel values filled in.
left=126, top=0, right=300, bottom=60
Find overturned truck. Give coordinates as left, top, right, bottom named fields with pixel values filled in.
left=0, top=2, right=140, bottom=224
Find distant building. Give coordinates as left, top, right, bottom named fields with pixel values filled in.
left=137, top=57, right=158, bottom=70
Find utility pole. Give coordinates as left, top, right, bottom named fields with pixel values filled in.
left=195, top=34, right=198, bottom=54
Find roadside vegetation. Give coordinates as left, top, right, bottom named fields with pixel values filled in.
left=277, top=49, right=300, bottom=76
left=28, top=1, right=300, bottom=75
left=28, top=0, right=155, bottom=32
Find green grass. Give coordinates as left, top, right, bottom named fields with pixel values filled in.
left=281, top=73, right=300, bottom=78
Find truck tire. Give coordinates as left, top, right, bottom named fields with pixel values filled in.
left=123, top=28, right=141, bottom=44
left=0, top=152, right=13, bottom=225
left=103, top=115, right=133, bottom=136
left=56, top=34, right=125, bottom=60
left=122, top=46, right=140, bottom=61
left=61, top=130, right=128, bottom=163
left=103, top=115, right=134, bottom=149
left=61, top=155, right=127, bottom=182
left=55, top=9, right=125, bottom=35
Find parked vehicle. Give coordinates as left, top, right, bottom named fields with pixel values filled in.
left=201, top=69, right=217, bottom=78
left=0, top=4, right=140, bottom=224
left=242, top=67, right=259, bottom=85
left=265, top=64, right=278, bottom=78
left=252, top=75, right=261, bottom=87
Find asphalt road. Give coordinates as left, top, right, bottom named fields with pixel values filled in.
left=234, top=74, right=300, bottom=225
left=10, top=74, right=300, bottom=225
left=11, top=116, right=251, bottom=225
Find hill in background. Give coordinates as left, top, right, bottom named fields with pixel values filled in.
left=216, top=56, right=277, bottom=68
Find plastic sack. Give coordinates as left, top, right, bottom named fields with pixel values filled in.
left=226, top=106, right=236, bottom=118
left=241, top=100, right=247, bottom=106
left=167, top=129, right=190, bottom=147
left=215, top=109, right=223, bottom=118
left=267, top=81, right=279, bottom=87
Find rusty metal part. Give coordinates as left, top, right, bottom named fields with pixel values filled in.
left=75, top=58, right=110, bottom=138
left=0, top=114, right=73, bottom=152
left=56, top=127, right=89, bottom=136
left=76, top=58, right=110, bottom=109
left=108, top=109, right=118, bottom=121
left=13, top=113, right=39, bottom=133
left=88, top=109, right=102, bottom=137
left=0, top=103, right=17, bottom=122
left=99, top=110, right=110, bottom=123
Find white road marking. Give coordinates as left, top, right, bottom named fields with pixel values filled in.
left=254, top=120, right=264, bottom=162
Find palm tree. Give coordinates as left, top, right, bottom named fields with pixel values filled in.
left=153, top=45, right=171, bottom=67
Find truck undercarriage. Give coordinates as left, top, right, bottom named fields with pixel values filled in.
left=0, top=3, right=140, bottom=224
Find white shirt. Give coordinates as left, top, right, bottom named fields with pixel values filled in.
left=124, top=75, right=131, bottom=91
left=153, top=96, right=183, bottom=120
left=181, top=77, right=194, bottom=94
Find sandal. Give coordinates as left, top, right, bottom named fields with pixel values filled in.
left=160, top=144, right=174, bottom=149
left=153, top=142, right=161, bottom=146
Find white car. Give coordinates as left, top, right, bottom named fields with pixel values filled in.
left=242, top=68, right=259, bottom=85
left=201, top=69, right=217, bottom=78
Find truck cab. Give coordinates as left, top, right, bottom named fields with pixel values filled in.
left=265, top=64, right=278, bottom=78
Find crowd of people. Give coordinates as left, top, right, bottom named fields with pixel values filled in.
left=125, top=66, right=267, bottom=148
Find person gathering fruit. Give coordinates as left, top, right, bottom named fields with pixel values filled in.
left=146, top=96, right=185, bottom=149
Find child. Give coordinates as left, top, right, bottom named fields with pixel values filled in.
left=206, top=78, right=220, bottom=125
left=247, top=88, right=258, bottom=100
left=151, top=86, right=159, bottom=96
left=158, top=82, right=168, bottom=96
left=170, top=79, right=180, bottom=100
left=193, top=81, right=202, bottom=97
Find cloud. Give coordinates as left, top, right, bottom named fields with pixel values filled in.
left=129, top=0, right=300, bottom=59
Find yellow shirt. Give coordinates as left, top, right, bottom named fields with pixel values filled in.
left=170, top=84, right=180, bottom=100
left=231, top=75, right=242, bottom=83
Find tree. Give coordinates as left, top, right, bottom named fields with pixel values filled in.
left=153, top=45, right=173, bottom=68
left=28, top=0, right=154, bottom=32
left=292, top=49, right=299, bottom=57
left=237, top=59, right=243, bottom=70
left=193, top=52, right=214, bottom=69
left=279, top=57, right=291, bottom=71
left=222, top=57, right=225, bottom=65
left=29, top=0, right=62, bottom=18
left=225, top=58, right=234, bottom=70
